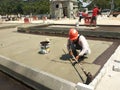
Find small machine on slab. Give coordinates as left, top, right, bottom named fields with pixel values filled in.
left=39, top=40, right=50, bottom=54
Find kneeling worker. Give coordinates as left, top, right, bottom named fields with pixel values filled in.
left=67, top=28, right=91, bottom=62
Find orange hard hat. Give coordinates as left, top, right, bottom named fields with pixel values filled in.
left=69, top=28, right=78, bottom=41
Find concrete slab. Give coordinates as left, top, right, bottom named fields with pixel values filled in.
left=0, top=28, right=113, bottom=85
left=0, top=16, right=119, bottom=90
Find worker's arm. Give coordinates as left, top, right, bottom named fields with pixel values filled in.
left=78, top=35, right=91, bottom=56
left=75, top=35, right=91, bottom=61
left=67, top=39, right=73, bottom=56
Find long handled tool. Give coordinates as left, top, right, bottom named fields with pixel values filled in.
left=62, top=48, right=84, bottom=83
left=62, top=48, right=93, bottom=84
left=71, top=53, right=93, bottom=85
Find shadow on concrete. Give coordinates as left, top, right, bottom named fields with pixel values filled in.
left=61, top=49, right=85, bottom=83
left=60, top=54, right=70, bottom=61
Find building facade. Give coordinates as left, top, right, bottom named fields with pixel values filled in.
left=50, top=0, right=78, bottom=19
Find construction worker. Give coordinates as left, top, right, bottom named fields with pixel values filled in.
left=67, top=28, right=91, bottom=62
left=90, top=5, right=100, bottom=26
left=78, top=10, right=83, bottom=22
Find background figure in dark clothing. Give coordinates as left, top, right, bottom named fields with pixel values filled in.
left=79, top=10, right=83, bottom=22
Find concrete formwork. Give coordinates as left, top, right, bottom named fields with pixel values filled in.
left=17, top=24, right=120, bottom=39
left=0, top=27, right=118, bottom=90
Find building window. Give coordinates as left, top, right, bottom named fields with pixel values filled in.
left=56, top=4, right=59, bottom=8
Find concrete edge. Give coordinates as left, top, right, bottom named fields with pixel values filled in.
left=0, top=25, right=18, bottom=29
left=78, top=30, right=120, bottom=39
left=17, top=23, right=52, bottom=28
left=0, top=55, right=76, bottom=90
left=76, top=83, right=94, bottom=90
left=17, top=26, right=120, bottom=39
left=89, top=45, right=120, bottom=89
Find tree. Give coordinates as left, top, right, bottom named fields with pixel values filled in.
left=0, top=0, right=50, bottom=15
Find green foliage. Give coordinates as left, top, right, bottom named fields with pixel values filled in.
left=88, top=0, right=120, bottom=10
left=0, top=0, right=50, bottom=15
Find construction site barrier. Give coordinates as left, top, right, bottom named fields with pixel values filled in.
left=42, top=16, right=47, bottom=23
left=24, top=18, right=29, bottom=23
left=84, top=16, right=96, bottom=26
left=33, top=16, right=38, bottom=21
left=42, top=16, right=47, bottom=21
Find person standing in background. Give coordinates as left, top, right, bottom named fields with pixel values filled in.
left=90, top=5, right=99, bottom=26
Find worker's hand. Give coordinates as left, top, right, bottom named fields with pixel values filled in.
left=69, top=50, right=73, bottom=56
left=75, top=55, right=80, bottom=61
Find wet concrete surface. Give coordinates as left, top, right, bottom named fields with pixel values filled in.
left=0, top=24, right=120, bottom=89
left=0, top=71, right=34, bottom=90
left=0, top=28, right=115, bottom=83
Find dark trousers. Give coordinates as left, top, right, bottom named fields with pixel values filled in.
left=71, top=43, right=82, bottom=57
left=90, top=16, right=96, bottom=25
left=79, top=16, right=83, bottom=22
left=70, top=43, right=87, bottom=62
